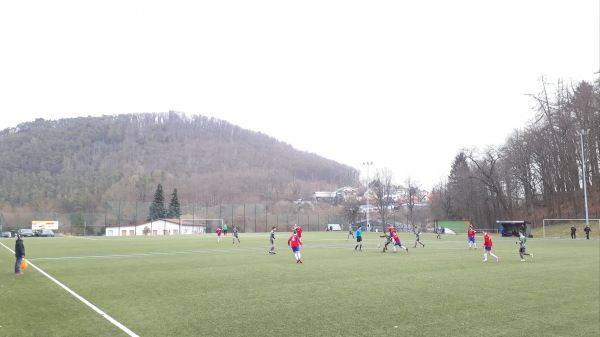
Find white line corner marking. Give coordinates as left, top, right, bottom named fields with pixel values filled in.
left=1, top=242, right=139, bottom=337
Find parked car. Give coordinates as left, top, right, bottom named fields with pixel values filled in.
left=1, top=231, right=11, bottom=238
left=34, top=230, right=43, bottom=237
left=17, top=229, right=36, bottom=237
left=41, top=229, right=55, bottom=237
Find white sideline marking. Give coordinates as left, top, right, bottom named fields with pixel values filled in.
left=0, top=242, right=139, bottom=337
left=71, top=236, right=98, bottom=240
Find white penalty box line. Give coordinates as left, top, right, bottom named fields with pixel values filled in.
left=0, top=242, right=139, bottom=337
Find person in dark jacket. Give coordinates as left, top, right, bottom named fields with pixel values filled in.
left=14, top=234, right=25, bottom=275
left=584, top=225, right=591, bottom=240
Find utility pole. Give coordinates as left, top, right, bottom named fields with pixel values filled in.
left=576, top=129, right=590, bottom=229
left=363, top=162, right=373, bottom=231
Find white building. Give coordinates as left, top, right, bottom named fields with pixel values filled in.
left=105, top=219, right=205, bottom=237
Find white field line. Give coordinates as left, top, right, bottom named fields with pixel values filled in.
left=0, top=242, right=139, bottom=337
left=71, top=236, right=98, bottom=240
left=17, top=241, right=467, bottom=263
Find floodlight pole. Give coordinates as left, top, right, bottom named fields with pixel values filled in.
left=576, top=129, right=590, bottom=229
left=363, top=162, right=373, bottom=231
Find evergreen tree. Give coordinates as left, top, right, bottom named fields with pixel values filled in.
left=70, top=211, right=94, bottom=236
left=148, top=184, right=166, bottom=220
left=167, top=188, right=181, bottom=218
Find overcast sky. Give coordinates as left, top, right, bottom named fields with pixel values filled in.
left=1, top=0, right=598, bottom=190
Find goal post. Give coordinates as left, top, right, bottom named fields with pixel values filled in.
left=542, top=219, right=600, bottom=238
left=180, top=218, right=224, bottom=234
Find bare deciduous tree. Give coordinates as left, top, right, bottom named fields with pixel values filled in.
left=370, top=168, right=395, bottom=227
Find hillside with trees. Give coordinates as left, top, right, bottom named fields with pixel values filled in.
left=0, top=112, right=360, bottom=215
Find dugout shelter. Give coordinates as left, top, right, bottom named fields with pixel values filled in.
left=497, top=220, right=530, bottom=237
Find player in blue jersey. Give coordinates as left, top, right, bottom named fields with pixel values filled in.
left=354, top=226, right=363, bottom=252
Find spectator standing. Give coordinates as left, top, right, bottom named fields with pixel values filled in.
left=269, top=227, right=276, bottom=254
left=584, top=225, right=591, bottom=240
left=347, top=225, right=354, bottom=240
left=14, top=234, right=25, bottom=275
left=571, top=225, right=577, bottom=239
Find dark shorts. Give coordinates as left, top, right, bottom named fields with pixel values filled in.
left=356, top=236, right=362, bottom=243
left=519, top=247, right=526, bottom=253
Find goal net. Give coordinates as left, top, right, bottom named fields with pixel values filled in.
left=180, top=218, right=224, bottom=235
left=542, top=219, right=600, bottom=238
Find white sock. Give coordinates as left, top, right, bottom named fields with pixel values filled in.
left=483, top=253, right=487, bottom=260
left=297, top=252, right=302, bottom=260
left=393, top=246, right=397, bottom=252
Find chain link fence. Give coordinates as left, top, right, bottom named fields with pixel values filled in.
left=0, top=202, right=348, bottom=235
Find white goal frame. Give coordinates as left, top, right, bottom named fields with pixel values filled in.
left=542, top=218, right=600, bottom=238
left=180, top=218, right=224, bottom=234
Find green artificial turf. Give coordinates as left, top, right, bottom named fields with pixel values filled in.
left=1, top=231, right=598, bottom=337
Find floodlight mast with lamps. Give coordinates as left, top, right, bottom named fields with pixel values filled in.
left=363, top=162, right=373, bottom=230
left=576, top=129, right=590, bottom=229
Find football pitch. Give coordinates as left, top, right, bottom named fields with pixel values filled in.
left=1, top=232, right=598, bottom=337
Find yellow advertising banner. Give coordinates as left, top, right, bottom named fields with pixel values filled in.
left=32, top=220, right=59, bottom=230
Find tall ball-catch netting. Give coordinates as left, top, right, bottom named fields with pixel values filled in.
left=542, top=219, right=599, bottom=238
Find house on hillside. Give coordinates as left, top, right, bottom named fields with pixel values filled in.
left=105, top=219, right=205, bottom=236
left=337, top=187, right=357, bottom=201
left=313, top=191, right=338, bottom=203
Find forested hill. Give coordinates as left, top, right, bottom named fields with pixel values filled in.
left=0, top=112, right=359, bottom=212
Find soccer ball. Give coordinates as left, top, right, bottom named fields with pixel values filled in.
left=377, top=243, right=381, bottom=248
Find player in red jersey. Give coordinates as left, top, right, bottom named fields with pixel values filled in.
left=288, top=229, right=303, bottom=263
left=482, top=231, right=499, bottom=262
left=294, top=224, right=303, bottom=239
left=384, top=232, right=408, bottom=253
left=388, top=225, right=396, bottom=236
left=216, top=227, right=223, bottom=242
left=467, top=224, right=477, bottom=249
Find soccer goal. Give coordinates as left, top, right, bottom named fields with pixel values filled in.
left=180, top=218, right=224, bottom=234
left=542, top=219, right=600, bottom=238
